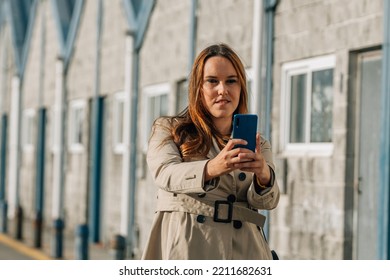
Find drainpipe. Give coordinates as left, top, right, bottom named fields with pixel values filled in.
left=251, top=0, right=265, bottom=125
left=262, top=0, right=278, bottom=239
left=33, top=2, right=47, bottom=249
left=379, top=0, right=390, bottom=260
left=264, top=0, right=278, bottom=142
left=189, top=0, right=197, bottom=72
left=87, top=0, right=103, bottom=247
left=34, top=108, right=45, bottom=248
left=121, top=32, right=135, bottom=258
left=8, top=75, right=23, bottom=240
left=51, top=58, right=66, bottom=258
left=0, top=25, right=8, bottom=233
left=120, top=0, right=155, bottom=260
left=0, top=24, right=5, bottom=136
left=7, top=0, right=38, bottom=240
left=50, top=0, right=85, bottom=259
left=128, top=48, right=140, bottom=259
left=0, top=114, right=7, bottom=233
left=121, top=34, right=143, bottom=259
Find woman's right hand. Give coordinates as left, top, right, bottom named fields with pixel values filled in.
left=204, top=138, right=251, bottom=181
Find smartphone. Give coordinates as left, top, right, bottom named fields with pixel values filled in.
left=232, top=114, right=258, bottom=152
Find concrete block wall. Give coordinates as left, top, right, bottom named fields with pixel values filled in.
left=59, top=0, right=96, bottom=231
left=271, top=0, right=383, bottom=259
left=98, top=0, right=128, bottom=242
left=137, top=0, right=256, bottom=256
left=196, top=0, right=254, bottom=65
left=0, top=26, right=13, bottom=114
left=2, top=0, right=259, bottom=253
left=0, top=0, right=386, bottom=259
left=138, top=0, right=193, bottom=255
left=0, top=24, right=15, bottom=213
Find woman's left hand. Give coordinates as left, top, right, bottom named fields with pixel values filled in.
left=233, top=133, right=271, bottom=185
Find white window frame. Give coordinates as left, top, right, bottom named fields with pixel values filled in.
left=68, top=99, right=86, bottom=153
left=49, top=108, right=57, bottom=153
left=22, top=109, right=35, bottom=152
left=112, top=91, right=126, bottom=154
left=142, top=83, right=170, bottom=152
left=280, top=55, right=335, bottom=156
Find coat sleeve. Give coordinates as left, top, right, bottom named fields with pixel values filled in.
left=146, top=118, right=218, bottom=194
left=247, top=138, right=280, bottom=210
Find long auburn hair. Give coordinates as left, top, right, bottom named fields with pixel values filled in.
left=160, top=43, right=249, bottom=159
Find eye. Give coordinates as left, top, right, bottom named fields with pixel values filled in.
left=226, top=79, right=238, bottom=84
left=206, top=78, right=218, bottom=84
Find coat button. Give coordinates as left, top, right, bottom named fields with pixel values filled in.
left=227, top=194, right=236, bottom=203
left=233, top=220, right=242, bottom=229
left=196, top=215, right=206, bottom=223
left=238, top=172, right=246, bottom=181
left=197, top=193, right=206, bottom=198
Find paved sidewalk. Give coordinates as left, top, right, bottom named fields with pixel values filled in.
left=0, top=234, right=48, bottom=260
left=0, top=218, right=114, bottom=260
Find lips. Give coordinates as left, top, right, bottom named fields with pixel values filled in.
left=215, top=99, right=230, bottom=104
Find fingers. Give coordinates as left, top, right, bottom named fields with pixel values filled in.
left=234, top=133, right=265, bottom=170
left=255, top=133, right=261, bottom=153
left=222, top=137, right=264, bottom=171
left=224, top=138, right=248, bottom=150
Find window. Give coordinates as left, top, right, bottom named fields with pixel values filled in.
left=176, top=79, right=188, bottom=114
left=22, top=109, right=35, bottom=152
left=68, top=99, right=86, bottom=153
left=142, top=83, right=170, bottom=152
left=281, top=55, right=335, bottom=154
left=113, top=92, right=125, bottom=154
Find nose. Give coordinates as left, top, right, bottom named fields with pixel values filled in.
left=217, top=82, right=228, bottom=95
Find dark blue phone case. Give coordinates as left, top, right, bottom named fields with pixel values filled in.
left=232, top=114, right=258, bottom=152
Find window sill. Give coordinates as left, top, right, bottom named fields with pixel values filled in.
left=68, top=144, right=84, bottom=154
left=280, top=143, right=334, bottom=157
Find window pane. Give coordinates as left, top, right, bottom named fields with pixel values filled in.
left=27, top=117, right=33, bottom=144
left=310, top=69, right=333, bottom=142
left=289, top=74, right=306, bottom=143
left=148, top=94, right=168, bottom=128
left=117, top=100, right=124, bottom=144
left=177, top=80, right=188, bottom=113
left=160, top=94, right=168, bottom=116
left=75, top=108, right=83, bottom=144
left=153, top=96, right=159, bottom=120
left=149, top=96, right=156, bottom=124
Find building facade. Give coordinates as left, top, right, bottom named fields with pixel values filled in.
left=0, top=0, right=389, bottom=260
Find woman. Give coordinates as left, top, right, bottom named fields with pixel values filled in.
left=142, top=43, right=280, bottom=260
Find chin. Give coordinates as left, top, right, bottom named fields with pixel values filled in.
left=211, top=111, right=234, bottom=119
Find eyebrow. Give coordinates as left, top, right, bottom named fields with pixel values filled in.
left=204, top=75, right=238, bottom=79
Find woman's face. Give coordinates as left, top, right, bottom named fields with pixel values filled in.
left=201, top=56, right=241, bottom=126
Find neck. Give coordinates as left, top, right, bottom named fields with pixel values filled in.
left=213, top=117, right=232, bottom=136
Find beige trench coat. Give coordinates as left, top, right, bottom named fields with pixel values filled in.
left=141, top=117, right=280, bottom=260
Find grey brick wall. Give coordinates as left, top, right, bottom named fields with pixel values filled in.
left=137, top=0, right=256, bottom=256
left=0, top=0, right=386, bottom=259
left=272, top=0, right=383, bottom=259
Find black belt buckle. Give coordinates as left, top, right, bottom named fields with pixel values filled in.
left=213, top=200, right=233, bottom=223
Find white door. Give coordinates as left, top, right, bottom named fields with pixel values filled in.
left=356, top=50, right=382, bottom=259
